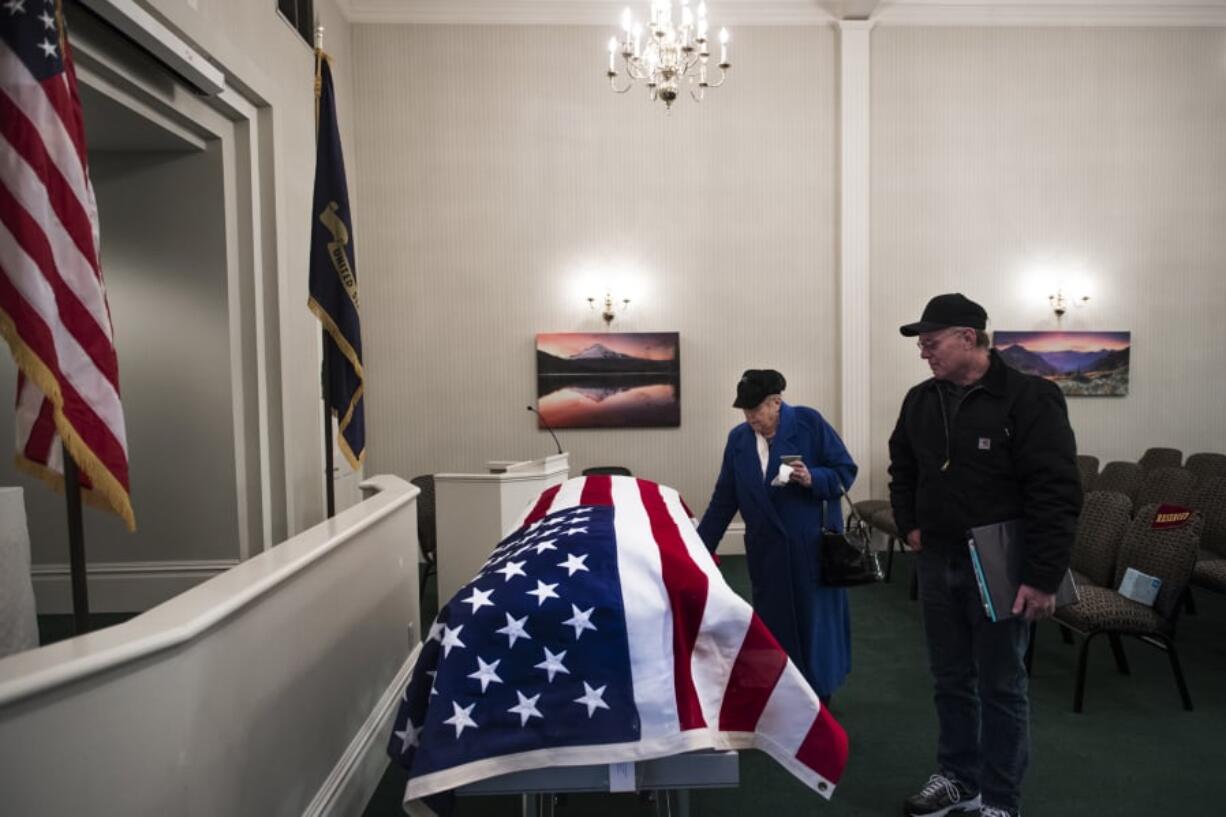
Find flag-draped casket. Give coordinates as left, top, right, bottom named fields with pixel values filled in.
left=388, top=475, right=848, bottom=815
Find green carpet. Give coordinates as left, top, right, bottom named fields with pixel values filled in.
left=367, top=553, right=1226, bottom=816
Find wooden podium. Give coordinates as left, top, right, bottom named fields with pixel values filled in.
left=434, top=453, right=570, bottom=602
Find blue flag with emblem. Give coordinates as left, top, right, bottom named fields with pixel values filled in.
left=308, top=55, right=364, bottom=469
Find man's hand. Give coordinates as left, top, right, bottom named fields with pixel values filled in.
left=788, top=461, right=812, bottom=488
left=906, top=529, right=922, bottom=552
left=1011, top=584, right=1056, bottom=622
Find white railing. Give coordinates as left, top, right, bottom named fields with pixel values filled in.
left=0, top=474, right=421, bottom=817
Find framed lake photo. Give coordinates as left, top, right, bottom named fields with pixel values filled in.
left=535, top=332, right=680, bottom=428
left=994, top=331, right=1131, bottom=397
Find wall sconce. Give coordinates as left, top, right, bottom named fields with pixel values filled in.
left=588, top=291, right=630, bottom=326
left=1049, top=288, right=1089, bottom=318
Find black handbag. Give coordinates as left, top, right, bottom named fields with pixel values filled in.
left=819, top=479, right=883, bottom=587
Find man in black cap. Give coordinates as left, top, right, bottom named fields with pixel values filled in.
left=889, top=294, right=1082, bottom=817
left=697, top=369, right=859, bottom=703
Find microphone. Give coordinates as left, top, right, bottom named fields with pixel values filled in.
left=526, top=405, right=563, bottom=455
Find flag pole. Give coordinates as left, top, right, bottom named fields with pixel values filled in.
left=315, top=24, right=336, bottom=519
left=63, top=455, right=89, bottom=633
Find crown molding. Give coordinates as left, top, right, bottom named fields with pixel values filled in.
left=343, top=1, right=836, bottom=25
left=340, top=1, right=1226, bottom=27
left=874, top=2, right=1226, bottom=27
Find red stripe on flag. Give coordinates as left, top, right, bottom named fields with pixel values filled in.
left=0, top=91, right=101, bottom=279
left=23, top=391, right=57, bottom=463
left=637, top=478, right=708, bottom=731
left=0, top=272, right=128, bottom=489
left=0, top=182, right=118, bottom=387
left=579, top=474, right=613, bottom=506
left=40, top=69, right=91, bottom=190
left=522, top=483, right=562, bottom=527
left=795, top=705, right=849, bottom=784
left=718, top=615, right=788, bottom=732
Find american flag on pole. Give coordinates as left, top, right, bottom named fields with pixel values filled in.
left=389, top=475, right=847, bottom=816
left=0, top=0, right=133, bottom=529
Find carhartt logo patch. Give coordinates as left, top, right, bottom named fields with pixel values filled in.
left=978, top=437, right=991, bottom=450
left=1152, top=504, right=1192, bottom=530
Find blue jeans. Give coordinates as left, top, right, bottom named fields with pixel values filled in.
left=916, top=545, right=1031, bottom=814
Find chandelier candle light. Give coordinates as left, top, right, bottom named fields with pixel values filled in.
left=607, top=1, right=730, bottom=110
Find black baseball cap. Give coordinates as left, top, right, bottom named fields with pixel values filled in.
left=733, top=369, right=786, bottom=409
left=899, top=293, right=988, bottom=337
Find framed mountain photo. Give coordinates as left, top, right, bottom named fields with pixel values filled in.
left=993, top=331, right=1130, bottom=397
left=535, top=332, right=681, bottom=427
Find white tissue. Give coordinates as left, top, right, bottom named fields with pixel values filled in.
left=771, top=462, right=793, bottom=487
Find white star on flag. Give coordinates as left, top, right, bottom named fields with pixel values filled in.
left=426, top=670, right=438, bottom=696
left=535, top=647, right=570, bottom=683
left=39, top=9, right=54, bottom=28
left=37, top=38, right=56, bottom=57
left=533, top=539, right=558, bottom=554
left=393, top=718, right=423, bottom=753
left=557, top=553, right=590, bottom=576
left=426, top=622, right=444, bottom=643
left=495, top=560, right=527, bottom=582
left=468, top=657, right=504, bottom=692
left=460, top=586, right=495, bottom=613
left=563, top=604, right=598, bottom=640
left=561, top=526, right=589, bottom=537
left=526, top=580, right=559, bottom=606
left=495, top=613, right=532, bottom=648
left=507, top=690, right=544, bottom=727
left=443, top=701, right=478, bottom=737
left=574, top=682, right=610, bottom=717
left=4, top=0, right=27, bottom=16
left=440, top=624, right=466, bottom=657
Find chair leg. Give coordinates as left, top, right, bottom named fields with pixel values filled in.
left=884, top=536, right=896, bottom=583
left=1164, top=639, right=1194, bottom=711
left=1183, top=588, right=1197, bottom=616
left=1108, top=633, right=1130, bottom=676
left=1073, top=633, right=1099, bottom=713
left=909, top=568, right=919, bottom=601
left=1060, top=624, right=1074, bottom=644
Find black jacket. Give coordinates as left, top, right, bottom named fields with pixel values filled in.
left=888, top=349, right=1083, bottom=593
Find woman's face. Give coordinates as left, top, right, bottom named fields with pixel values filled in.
left=743, top=394, right=782, bottom=438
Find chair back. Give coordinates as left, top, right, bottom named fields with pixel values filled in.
left=409, top=474, right=437, bottom=560
left=1138, top=446, right=1182, bottom=472
left=1095, top=461, right=1142, bottom=502
left=581, top=466, right=633, bottom=476
left=1185, top=452, right=1226, bottom=483
left=1113, top=503, right=1202, bottom=620
left=1190, top=476, right=1226, bottom=557
left=1070, top=490, right=1133, bottom=587
left=1136, top=466, right=1196, bottom=508
left=1077, top=454, right=1100, bottom=493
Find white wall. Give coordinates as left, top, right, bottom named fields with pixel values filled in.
left=351, top=24, right=843, bottom=513
left=870, top=26, right=1226, bottom=497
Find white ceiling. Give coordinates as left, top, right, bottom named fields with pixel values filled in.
left=337, top=0, right=1226, bottom=26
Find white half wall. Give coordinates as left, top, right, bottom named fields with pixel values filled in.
left=0, top=475, right=420, bottom=817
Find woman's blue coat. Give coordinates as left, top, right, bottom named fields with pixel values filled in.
left=697, top=402, right=858, bottom=698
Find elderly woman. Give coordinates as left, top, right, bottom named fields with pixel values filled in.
left=697, top=369, right=858, bottom=701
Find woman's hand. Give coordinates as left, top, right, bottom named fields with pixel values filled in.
left=788, top=461, right=812, bottom=488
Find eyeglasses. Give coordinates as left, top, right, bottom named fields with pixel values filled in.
left=916, top=329, right=962, bottom=352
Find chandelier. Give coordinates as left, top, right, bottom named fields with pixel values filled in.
left=606, top=1, right=730, bottom=110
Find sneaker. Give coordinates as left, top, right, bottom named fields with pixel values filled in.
left=979, top=807, right=1017, bottom=817
left=902, top=773, right=982, bottom=817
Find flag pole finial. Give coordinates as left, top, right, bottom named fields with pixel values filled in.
left=315, top=24, right=325, bottom=51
